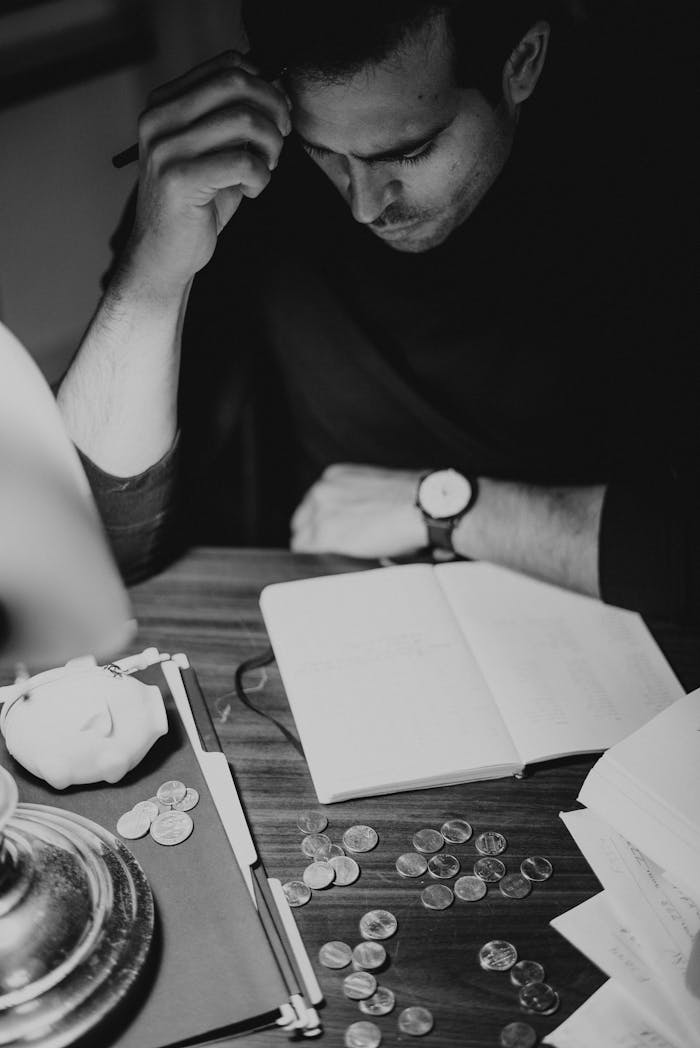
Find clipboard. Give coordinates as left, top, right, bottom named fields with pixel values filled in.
left=0, top=649, right=322, bottom=1045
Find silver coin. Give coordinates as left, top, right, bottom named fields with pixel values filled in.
left=156, top=779, right=187, bottom=806
left=440, top=818, right=472, bottom=844
left=428, top=853, right=460, bottom=879
left=173, top=787, right=199, bottom=812
left=499, top=1020, right=538, bottom=1048
left=474, top=857, right=506, bottom=882
left=303, top=860, right=335, bottom=890
left=519, top=981, right=560, bottom=1015
left=510, top=960, right=546, bottom=988
left=499, top=873, right=532, bottom=899
left=359, top=986, right=396, bottom=1016
left=150, top=809, right=193, bottom=846
left=475, top=830, right=507, bottom=855
left=343, top=970, right=378, bottom=1000
left=131, top=800, right=159, bottom=822
left=352, top=941, right=387, bottom=971
left=478, top=940, right=518, bottom=972
left=520, top=855, right=553, bottom=882
left=318, top=940, right=353, bottom=969
left=344, top=1019, right=382, bottom=1047
left=328, top=843, right=345, bottom=857
left=342, top=825, right=379, bottom=853
left=116, top=808, right=151, bottom=839
left=301, top=832, right=333, bottom=859
left=420, top=883, right=454, bottom=910
left=397, top=1006, right=434, bottom=1036
left=329, top=854, right=360, bottom=886
left=297, top=809, right=329, bottom=834
left=454, top=875, right=487, bottom=902
left=359, top=909, right=397, bottom=940
left=412, top=828, right=444, bottom=854
left=396, top=852, right=428, bottom=877
left=282, top=879, right=311, bottom=907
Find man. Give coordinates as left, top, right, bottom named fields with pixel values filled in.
left=57, top=1, right=697, bottom=618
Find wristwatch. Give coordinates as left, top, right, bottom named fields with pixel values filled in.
left=416, top=468, right=478, bottom=553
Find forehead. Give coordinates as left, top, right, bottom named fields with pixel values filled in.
left=290, top=17, right=461, bottom=152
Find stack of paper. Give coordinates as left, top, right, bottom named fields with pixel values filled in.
left=545, top=691, right=700, bottom=1048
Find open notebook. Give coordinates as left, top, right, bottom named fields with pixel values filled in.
left=260, top=562, right=684, bottom=803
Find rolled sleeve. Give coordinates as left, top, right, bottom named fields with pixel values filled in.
left=78, top=437, right=181, bottom=585
left=599, top=474, right=700, bottom=624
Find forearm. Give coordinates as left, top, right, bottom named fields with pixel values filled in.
left=452, top=478, right=605, bottom=597
left=57, top=268, right=190, bottom=476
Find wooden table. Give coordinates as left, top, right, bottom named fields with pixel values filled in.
left=108, top=549, right=700, bottom=1045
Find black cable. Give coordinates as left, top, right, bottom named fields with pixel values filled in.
left=233, top=647, right=306, bottom=758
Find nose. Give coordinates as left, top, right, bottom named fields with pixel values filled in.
left=347, top=163, right=400, bottom=225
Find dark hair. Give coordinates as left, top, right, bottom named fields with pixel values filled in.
left=243, top=0, right=554, bottom=107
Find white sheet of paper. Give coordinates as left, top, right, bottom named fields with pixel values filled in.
left=260, top=565, right=519, bottom=802
left=544, top=979, right=681, bottom=1048
left=560, top=809, right=700, bottom=1035
left=579, top=690, right=700, bottom=903
left=551, top=892, right=695, bottom=1047
left=436, top=563, right=684, bottom=764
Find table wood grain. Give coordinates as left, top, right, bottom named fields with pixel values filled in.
left=123, top=548, right=700, bottom=1047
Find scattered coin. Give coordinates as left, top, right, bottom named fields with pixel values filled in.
left=282, top=880, right=311, bottom=907
left=499, top=1020, right=538, bottom=1048
left=343, top=971, right=378, bottom=1000
left=473, top=857, right=506, bottom=883
left=520, top=856, right=553, bottom=882
left=428, top=853, right=460, bottom=879
left=519, top=981, right=560, bottom=1015
left=360, top=986, right=396, bottom=1016
left=420, top=884, right=454, bottom=910
left=412, top=828, right=444, bottom=854
left=297, top=809, right=329, bottom=834
left=303, top=861, right=335, bottom=890
left=397, top=1006, right=434, bottom=1036
left=499, top=873, right=532, bottom=899
left=173, top=787, right=199, bottom=812
left=116, top=808, right=151, bottom=840
left=352, top=941, right=387, bottom=971
left=359, top=909, right=398, bottom=940
left=510, top=960, right=546, bottom=988
left=478, top=940, right=518, bottom=972
left=453, top=875, right=487, bottom=902
left=131, top=800, right=160, bottom=822
left=396, top=852, right=429, bottom=878
left=301, top=833, right=333, bottom=859
left=344, top=1019, right=382, bottom=1047
left=342, top=825, right=379, bottom=853
left=156, top=779, right=187, bottom=807
left=150, top=809, right=194, bottom=846
left=475, top=830, right=507, bottom=856
left=440, top=818, right=472, bottom=844
left=319, top=941, right=353, bottom=969
left=329, top=854, right=360, bottom=886
left=328, top=843, right=346, bottom=857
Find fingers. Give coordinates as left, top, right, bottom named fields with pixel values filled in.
left=157, top=147, right=273, bottom=204
left=140, top=53, right=291, bottom=151
left=148, top=102, right=285, bottom=174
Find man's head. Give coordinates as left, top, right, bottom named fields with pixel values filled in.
left=245, top=1, right=551, bottom=252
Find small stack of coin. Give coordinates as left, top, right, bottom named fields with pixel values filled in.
left=116, top=779, right=199, bottom=847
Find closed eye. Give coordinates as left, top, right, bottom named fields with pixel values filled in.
left=302, top=139, right=437, bottom=167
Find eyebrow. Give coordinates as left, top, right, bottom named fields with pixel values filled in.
left=296, top=119, right=451, bottom=163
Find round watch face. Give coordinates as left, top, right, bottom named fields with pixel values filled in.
left=418, top=469, right=472, bottom=520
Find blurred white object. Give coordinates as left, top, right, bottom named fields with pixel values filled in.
left=0, top=321, right=134, bottom=665
left=0, top=654, right=167, bottom=789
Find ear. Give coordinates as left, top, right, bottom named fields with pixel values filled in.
left=502, top=21, right=550, bottom=109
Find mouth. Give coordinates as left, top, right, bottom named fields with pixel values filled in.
left=370, top=219, right=425, bottom=239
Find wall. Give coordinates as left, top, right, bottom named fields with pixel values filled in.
left=0, top=0, right=244, bottom=382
